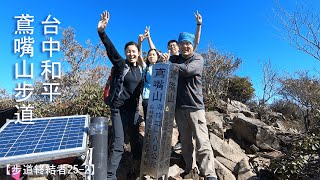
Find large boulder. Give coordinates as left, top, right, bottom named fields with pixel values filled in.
left=215, top=156, right=238, bottom=174
left=227, top=100, right=256, bottom=118
left=210, top=133, right=248, bottom=163
left=227, top=100, right=250, bottom=112
left=250, top=154, right=272, bottom=174
left=206, top=111, right=225, bottom=139
left=237, top=158, right=257, bottom=180
left=260, top=111, right=286, bottom=125
left=214, top=159, right=237, bottom=180
left=232, top=114, right=280, bottom=150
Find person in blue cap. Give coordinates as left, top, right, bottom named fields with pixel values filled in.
left=167, top=10, right=202, bottom=56
left=165, top=32, right=217, bottom=180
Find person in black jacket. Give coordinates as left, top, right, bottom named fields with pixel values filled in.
left=97, top=10, right=144, bottom=179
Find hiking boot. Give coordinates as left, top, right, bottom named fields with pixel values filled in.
left=181, top=168, right=199, bottom=180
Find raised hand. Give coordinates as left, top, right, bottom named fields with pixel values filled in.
left=98, top=11, right=110, bottom=32
left=144, top=26, right=150, bottom=38
left=195, top=10, right=202, bottom=25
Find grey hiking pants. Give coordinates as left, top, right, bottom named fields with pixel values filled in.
left=175, top=108, right=216, bottom=177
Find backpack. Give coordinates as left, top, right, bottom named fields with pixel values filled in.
left=103, top=67, right=114, bottom=101
left=103, top=63, right=144, bottom=105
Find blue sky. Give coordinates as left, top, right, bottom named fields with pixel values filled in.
left=1, top=0, right=319, bottom=99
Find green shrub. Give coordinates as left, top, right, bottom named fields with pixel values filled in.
left=269, top=133, right=320, bottom=179
left=227, top=76, right=255, bottom=103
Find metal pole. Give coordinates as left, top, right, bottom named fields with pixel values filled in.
left=90, top=117, right=109, bottom=180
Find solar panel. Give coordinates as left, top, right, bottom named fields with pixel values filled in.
left=0, top=115, right=89, bottom=167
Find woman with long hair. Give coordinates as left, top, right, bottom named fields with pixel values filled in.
left=138, top=26, right=160, bottom=121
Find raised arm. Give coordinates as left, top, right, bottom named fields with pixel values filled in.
left=97, top=11, right=109, bottom=33
left=137, top=34, right=146, bottom=68
left=144, top=26, right=156, bottom=50
left=193, top=10, right=202, bottom=51
left=97, top=10, right=125, bottom=69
